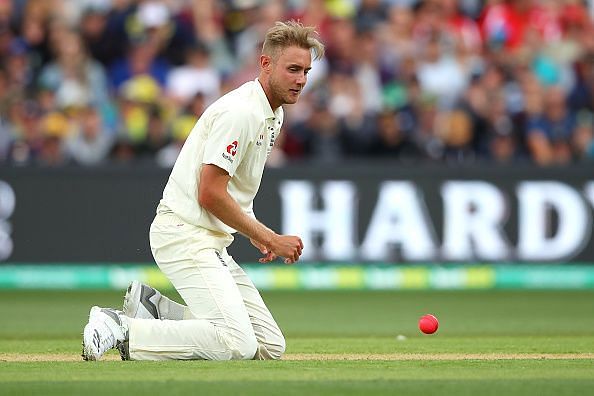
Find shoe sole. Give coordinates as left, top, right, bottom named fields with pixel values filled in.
left=123, top=281, right=142, bottom=318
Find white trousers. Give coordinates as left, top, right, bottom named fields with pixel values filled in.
left=128, top=208, right=285, bottom=361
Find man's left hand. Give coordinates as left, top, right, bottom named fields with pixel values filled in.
left=250, top=238, right=278, bottom=263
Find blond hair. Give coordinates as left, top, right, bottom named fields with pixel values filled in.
left=262, top=20, right=325, bottom=61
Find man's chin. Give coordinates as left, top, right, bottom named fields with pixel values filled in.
left=284, top=96, right=299, bottom=105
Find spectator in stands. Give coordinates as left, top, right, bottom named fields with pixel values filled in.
left=287, top=0, right=335, bottom=42
left=37, top=111, right=70, bottom=167
left=0, top=67, right=14, bottom=161
left=233, top=0, right=286, bottom=69
left=135, top=104, right=171, bottom=160
left=286, top=97, right=347, bottom=163
left=414, top=93, right=445, bottom=160
left=65, top=105, right=113, bottom=166
left=568, top=53, right=594, bottom=114
left=5, top=100, right=43, bottom=165
left=324, top=17, right=357, bottom=74
left=355, top=0, right=388, bottom=33
left=525, top=85, right=577, bottom=165
left=572, top=110, right=594, bottom=161
left=368, top=109, right=423, bottom=161
left=128, top=0, right=196, bottom=66
left=436, top=108, right=476, bottom=162
left=38, top=28, right=110, bottom=113
left=0, top=0, right=14, bottom=32
left=109, top=39, right=170, bottom=90
left=479, top=88, right=526, bottom=163
left=416, top=33, right=469, bottom=108
left=16, top=0, right=52, bottom=76
left=441, top=0, right=482, bottom=54
left=190, top=0, right=235, bottom=76
left=117, top=74, right=163, bottom=144
left=109, top=135, right=136, bottom=164
left=378, top=5, right=416, bottom=74
left=3, top=38, right=34, bottom=98
left=479, top=0, right=560, bottom=52
left=79, top=1, right=119, bottom=67
left=353, top=29, right=383, bottom=115
left=165, top=42, right=220, bottom=106
left=155, top=94, right=201, bottom=168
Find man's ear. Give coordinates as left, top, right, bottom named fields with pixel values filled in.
left=260, top=54, right=272, bottom=72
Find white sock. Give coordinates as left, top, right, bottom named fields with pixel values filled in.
left=157, top=296, right=192, bottom=320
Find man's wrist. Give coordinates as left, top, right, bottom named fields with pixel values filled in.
left=261, top=230, right=277, bottom=248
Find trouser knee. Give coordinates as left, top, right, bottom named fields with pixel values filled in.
left=254, top=335, right=286, bottom=360
left=231, top=334, right=258, bottom=360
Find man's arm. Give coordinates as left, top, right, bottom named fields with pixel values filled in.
left=198, top=164, right=303, bottom=263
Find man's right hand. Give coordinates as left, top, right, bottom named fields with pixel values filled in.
left=269, top=234, right=304, bottom=264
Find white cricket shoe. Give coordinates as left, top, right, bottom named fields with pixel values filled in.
left=82, top=306, right=128, bottom=361
left=122, top=280, right=161, bottom=319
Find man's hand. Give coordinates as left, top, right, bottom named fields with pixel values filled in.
left=251, top=235, right=303, bottom=264
left=250, top=238, right=277, bottom=263
left=269, top=234, right=304, bottom=264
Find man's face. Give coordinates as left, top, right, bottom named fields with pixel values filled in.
left=267, top=46, right=312, bottom=106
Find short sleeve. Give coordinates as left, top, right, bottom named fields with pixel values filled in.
left=202, top=110, right=253, bottom=176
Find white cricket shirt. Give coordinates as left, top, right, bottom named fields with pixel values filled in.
left=160, top=78, right=283, bottom=234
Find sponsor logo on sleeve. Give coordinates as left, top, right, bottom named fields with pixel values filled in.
left=226, top=140, right=238, bottom=155
left=222, top=140, right=238, bottom=163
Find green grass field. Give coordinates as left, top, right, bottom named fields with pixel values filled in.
left=1, top=289, right=593, bottom=395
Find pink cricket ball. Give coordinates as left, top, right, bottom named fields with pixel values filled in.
left=418, top=314, right=439, bottom=334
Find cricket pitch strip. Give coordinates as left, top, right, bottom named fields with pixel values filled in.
left=1, top=353, right=593, bottom=362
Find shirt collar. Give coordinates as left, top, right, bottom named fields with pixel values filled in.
left=254, top=78, right=282, bottom=120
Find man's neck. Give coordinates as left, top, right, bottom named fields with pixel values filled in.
left=257, top=76, right=281, bottom=111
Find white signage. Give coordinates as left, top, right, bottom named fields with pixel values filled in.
left=0, top=181, right=15, bottom=261
left=280, top=180, right=594, bottom=262
left=280, top=181, right=356, bottom=260
left=517, top=182, right=591, bottom=261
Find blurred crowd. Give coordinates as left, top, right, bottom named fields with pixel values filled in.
left=1, top=0, right=594, bottom=168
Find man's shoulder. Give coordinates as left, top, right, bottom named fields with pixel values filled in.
left=210, top=82, right=261, bottom=119
left=219, top=80, right=256, bottom=100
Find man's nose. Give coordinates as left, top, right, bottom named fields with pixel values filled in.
left=296, top=72, right=307, bottom=85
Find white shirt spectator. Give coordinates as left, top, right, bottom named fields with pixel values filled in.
left=166, top=45, right=221, bottom=105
